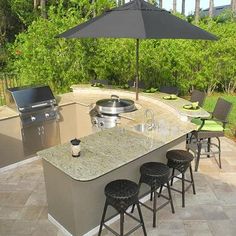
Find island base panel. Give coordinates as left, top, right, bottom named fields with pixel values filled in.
left=43, top=136, right=184, bottom=236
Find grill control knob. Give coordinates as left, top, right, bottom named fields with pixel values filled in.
left=31, top=116, right=36, bottom=121
left=99, top=121, right=104, bottom=127
left=45, top=113, right=50, bottom=118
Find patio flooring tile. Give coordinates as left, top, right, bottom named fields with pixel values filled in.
left=0, top=137, right=235, bottom=235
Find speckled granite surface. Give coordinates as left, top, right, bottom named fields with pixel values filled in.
left=38, top=127, right=164, bottom=181
left=65, top=85, right=209, bottom=118
left=143, top=92, right=209, bottom=118
left=38, top=86, right=206, bottom=181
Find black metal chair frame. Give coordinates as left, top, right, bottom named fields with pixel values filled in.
left=187, top=97, right=232, bottom=171
left=187, top=132, right=222, bottom=171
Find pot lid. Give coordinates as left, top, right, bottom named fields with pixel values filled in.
left=96, top=95, right=135, bottom=114
left=96, top=95, right=134, bottom=108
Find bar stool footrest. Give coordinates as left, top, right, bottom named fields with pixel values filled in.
left=103, top=211, right=144, bottom=236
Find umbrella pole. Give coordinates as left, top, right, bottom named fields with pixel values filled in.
left=135, top=38, right=139, bottom=101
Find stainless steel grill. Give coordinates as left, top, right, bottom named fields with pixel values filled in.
left=90, top=95, right=136, bottom=129
left=6, top=85, right=60, bottom=156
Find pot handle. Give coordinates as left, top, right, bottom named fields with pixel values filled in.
left=111, top=94, right=120, bottom=101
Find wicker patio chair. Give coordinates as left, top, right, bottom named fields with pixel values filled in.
left=190, top=90, right=206, bottom=107
left=160, top=86, right=179, bottom=95
left=187, top=97, right=233, bottom=171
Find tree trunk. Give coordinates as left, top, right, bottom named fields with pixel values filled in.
left=209, top=0, right=214, bottom=17
left=34, top=0, right=39, bottom=9
left=232, top=0, right=236, bottom=12
left=181, top=0, right=186, bottom=15
left=159, top=0, right=163, bottom=8
left=195, top=0, right=200, bottom=23
left=173, top=0, right=177, bottom=13
left=91, top=0, right=96, bottom=17
left=40, top=0, right=47, bottom=18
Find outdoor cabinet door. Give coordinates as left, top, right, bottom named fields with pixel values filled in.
left=22, top=125, right=43, bottom=157
left=41, top=120, right=60, bottom=149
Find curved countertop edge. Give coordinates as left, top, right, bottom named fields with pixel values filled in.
left=39, top=130, right=189, bottom=183
left=39, top=86, right=198, bottom=182
left=69, top=85, right=210, bottom=118
left=40, top=133, right=187, bottom=182
left=0, top=85, right=209, bottom=120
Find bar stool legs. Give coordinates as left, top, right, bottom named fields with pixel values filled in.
left=168, top=164, right=196, bottom=208
left=137, top=203, right=147, bottom=236
left=98, top=201, right=108, bottom=236
left=131, top=162, right=175, bottom=228
left=98, top=179, right=147, bottom=236
left=166, top=150, right=196, bottom=208
left=189, top=165, right=196, bottom=195
left=120, top=213, right=124, bottom=236
left=182, top=173, right=185, bottom=207
left=167, top=182, right=175, bottom=213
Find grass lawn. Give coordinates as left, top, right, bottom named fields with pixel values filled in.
left=203, top=93, right=236, bottom=140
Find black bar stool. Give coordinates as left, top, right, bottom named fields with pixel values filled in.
left=131, top=162, right=175, bottom=228
left=98, top=179, right=147, bottom=236
left=166, top=149, right=196, bottom=208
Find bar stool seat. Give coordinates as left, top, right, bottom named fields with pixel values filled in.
left=98, top=179, right=147, bottom=236
left=166, top=149, right=196, bottom=208
left=132, top=162, right=175, bottom=228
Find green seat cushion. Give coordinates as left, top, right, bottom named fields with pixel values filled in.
left=191, top=118, right=224, bottom=131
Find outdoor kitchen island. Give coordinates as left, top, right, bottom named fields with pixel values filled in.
left=38, top=87, right=204, bottom=236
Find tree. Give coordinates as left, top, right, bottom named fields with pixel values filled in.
left=34, top=0, right=39, bottom=9
left=195, top=0, right=200, bottom=23
left=40, top=0, right=47, bottom=18
left=173, top=0, right=177, bottom=13
left=209, top=0, right=214, bottom=18
left=181, top=0, right=185, bottom=15
left=232, top=0, right=236, bottom=12
left=0, top=0, right=23, bottom=44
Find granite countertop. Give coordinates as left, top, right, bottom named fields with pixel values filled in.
left=38, top=85, right=207, bottom=182
left=68, top=85, right=210, bottom=119
left=38, top=127, right=170, bottom=181
left=143, top=92, right=209, bottom=118
left=0, top=106, right=19, bottom=121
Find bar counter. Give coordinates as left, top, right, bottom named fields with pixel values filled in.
left=38, top=87, right=207, bottom=236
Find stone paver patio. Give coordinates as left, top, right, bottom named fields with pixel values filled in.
left=0, top=137, right=235, bottom=236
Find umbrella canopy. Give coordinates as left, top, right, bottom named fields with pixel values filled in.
left=57, top=0, right=217, bottom=99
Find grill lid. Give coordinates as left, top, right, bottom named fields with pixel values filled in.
left=95, top=95, right=135, bottom=114
left=7, top=85, right=56, bottom=111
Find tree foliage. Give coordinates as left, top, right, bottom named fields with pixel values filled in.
left=5, top=1, right=236, bottom=95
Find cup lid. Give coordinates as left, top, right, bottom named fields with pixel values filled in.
left=71, top=138, right=81, bottom=145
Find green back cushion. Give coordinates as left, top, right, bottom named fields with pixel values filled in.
left=191, top=118, right=224, bottom=131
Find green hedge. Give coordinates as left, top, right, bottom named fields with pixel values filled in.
left=6, top=4, right=236, bottom=95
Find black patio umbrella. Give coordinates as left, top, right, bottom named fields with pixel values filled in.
left=57, top=0, right=217, bottom=100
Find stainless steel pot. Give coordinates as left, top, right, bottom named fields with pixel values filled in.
left=95, top=95, right=136, bottom=115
